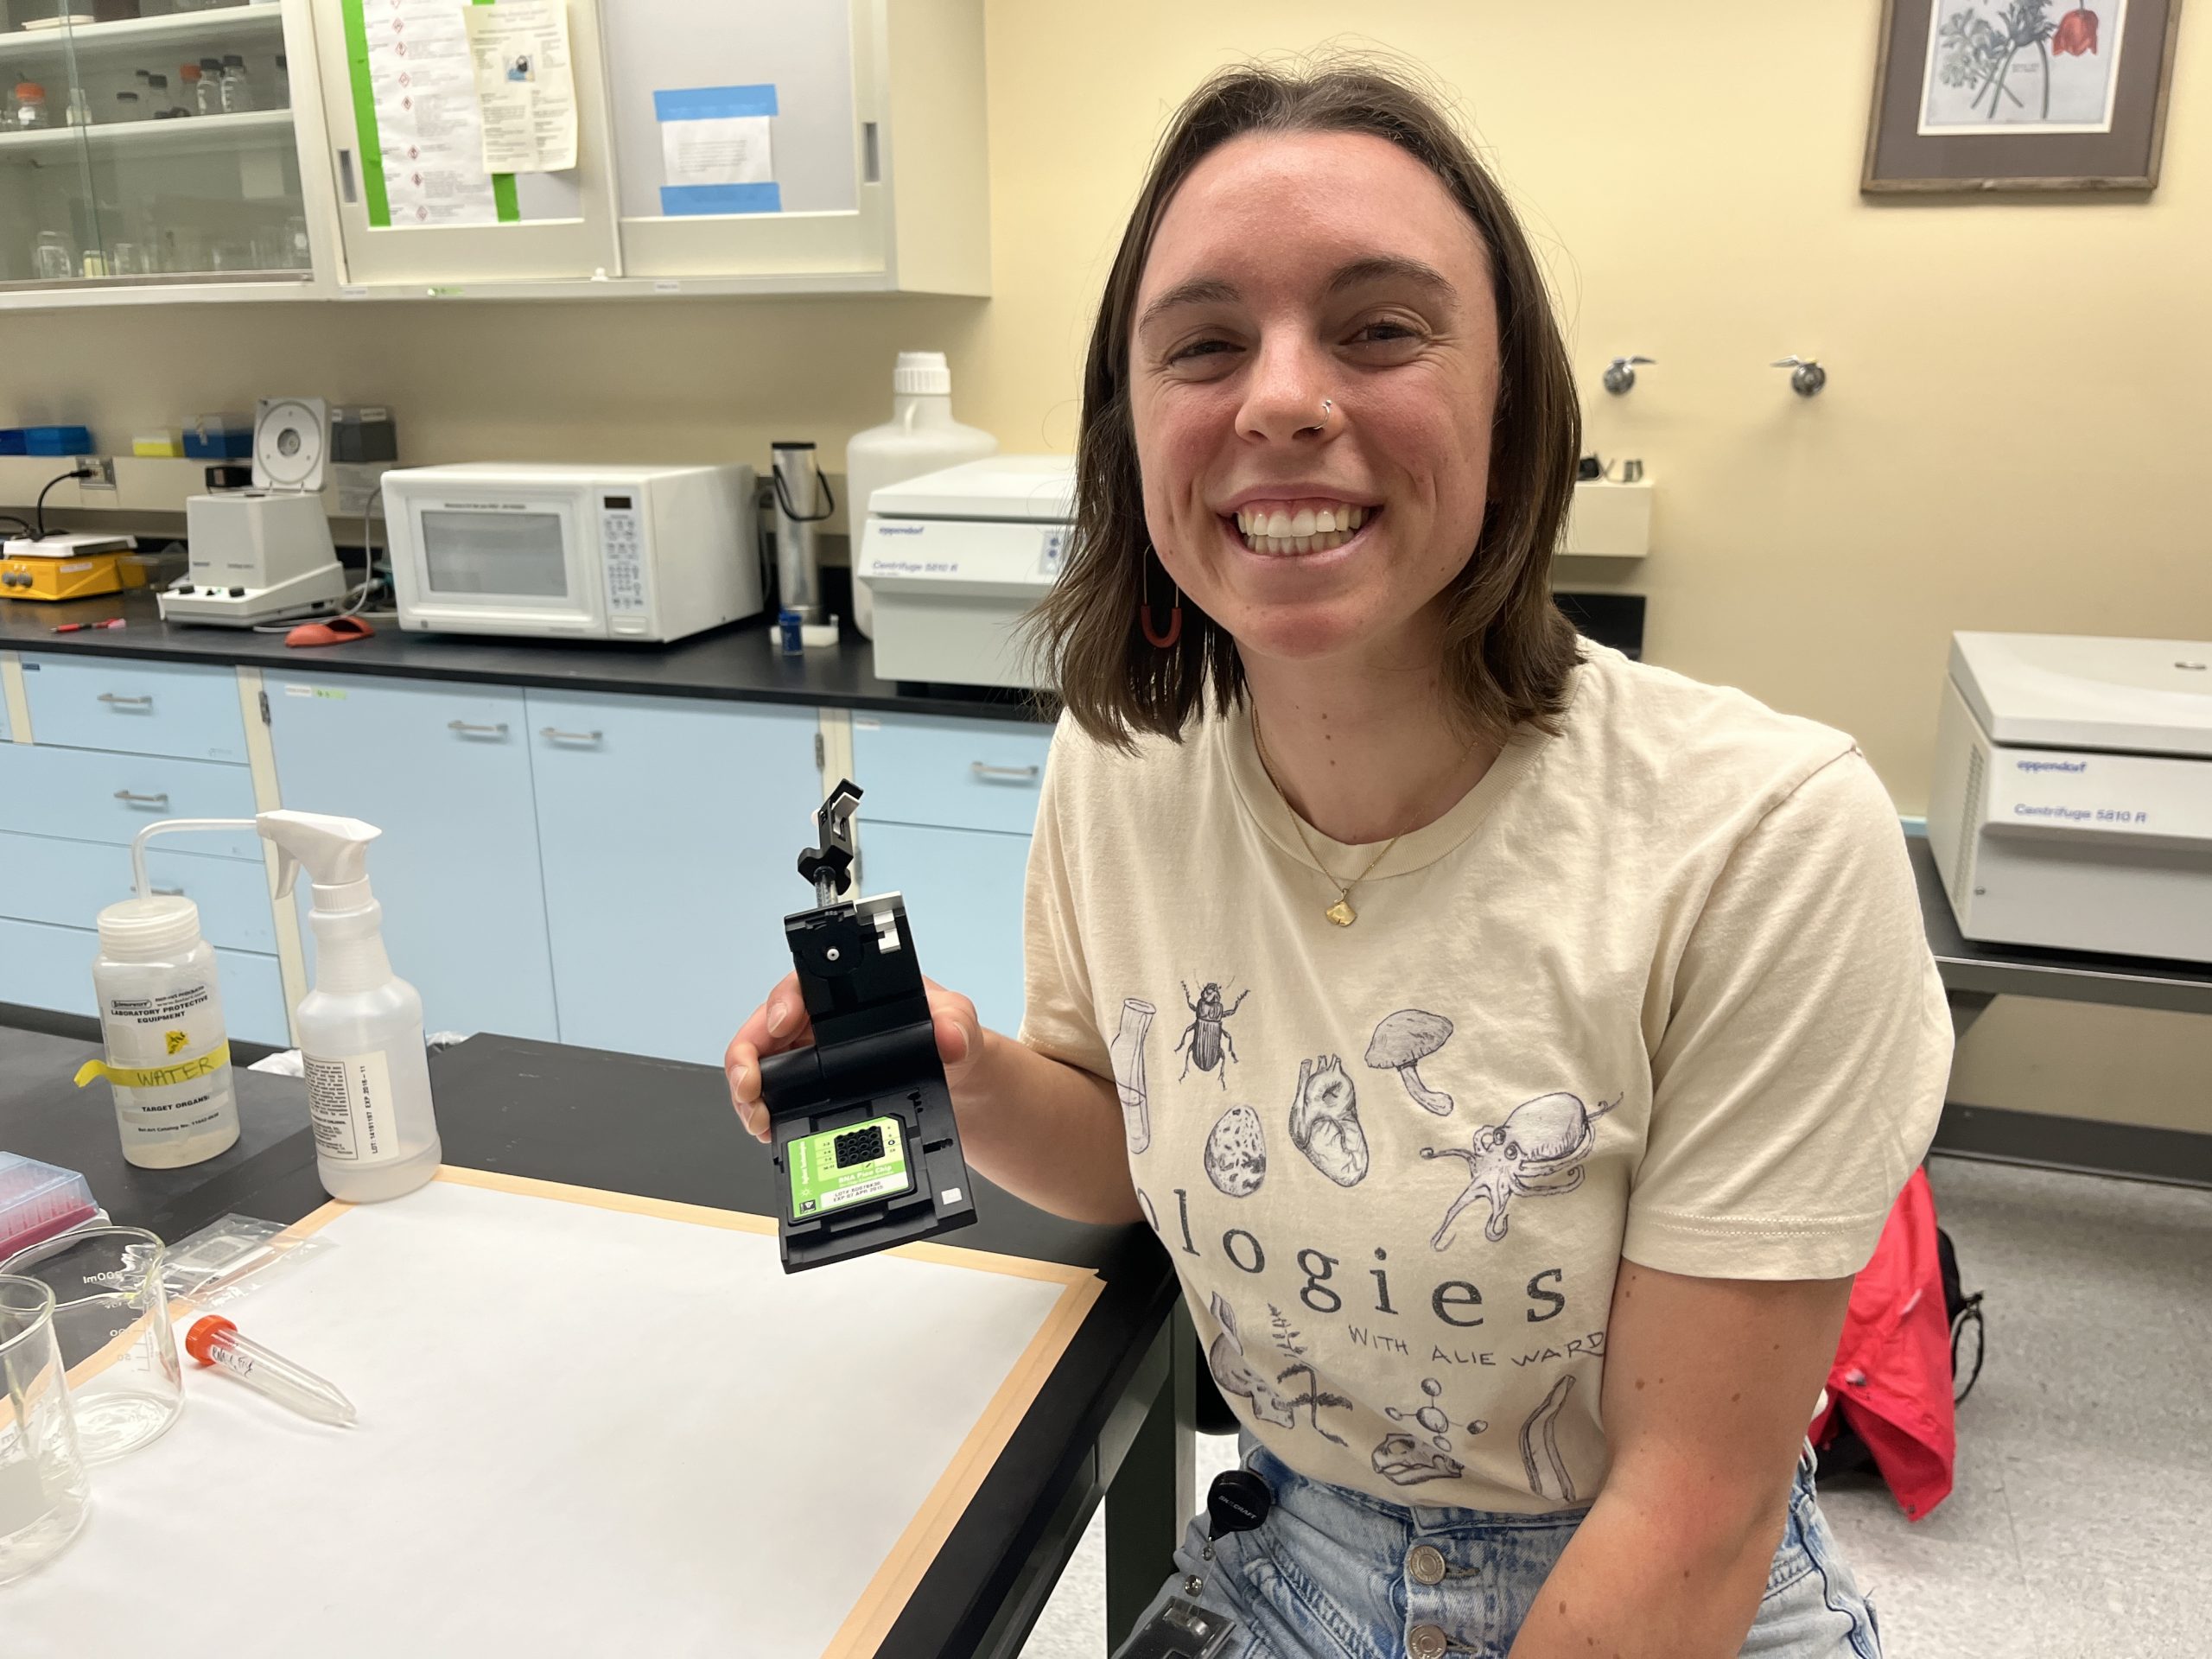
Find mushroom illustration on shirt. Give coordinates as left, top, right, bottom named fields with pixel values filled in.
left=1366, top=1009, right=1456, bottom=1115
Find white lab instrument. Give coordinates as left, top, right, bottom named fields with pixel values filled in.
left=160, top=397, right=349, bottom=628
left=259, top=810, right=442, bottom=1203
left=382, top=462, right=760, bottom=643
left=856, top=455, right=1074, bottom=689
left=846, top=352, right=999, bottom=640
left=1928, top=632, right=2212, bottom=962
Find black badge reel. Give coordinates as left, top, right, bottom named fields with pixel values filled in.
left=757, top=781, right=978, bottom=1273
left=1114, top=1469, right=1274, bottom=1658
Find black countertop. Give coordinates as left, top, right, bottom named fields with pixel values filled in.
left=0, top=587, right=1055, bottom=726
left=0, top=1020, right=1181, bottom=1658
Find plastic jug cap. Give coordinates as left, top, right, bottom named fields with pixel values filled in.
left=893, top=352, right=952, bottom=396
left=96, top=894, right=202, bottom=959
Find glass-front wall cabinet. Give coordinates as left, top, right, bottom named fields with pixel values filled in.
left=1, top=0, right=308, bottom=288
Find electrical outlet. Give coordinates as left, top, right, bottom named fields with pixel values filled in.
left=75, top=455, right=117, bottom=492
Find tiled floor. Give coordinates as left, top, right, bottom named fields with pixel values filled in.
left=1018, top=1154, right=2212, bottom=1657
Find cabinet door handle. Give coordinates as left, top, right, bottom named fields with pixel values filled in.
left=98, top=693, right=154, bottom=709
left=539, top=727, right=603, bottom=744
left=448, top=720, right=510, bottom=738
left=971, top=761, right=1041, bottom=783
left=114, top=790, right=170, bottom=807
left=151, top=886, right=185, bottom=897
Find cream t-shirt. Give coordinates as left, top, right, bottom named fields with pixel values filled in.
left=1018, top=645, right=1951, bottom=1513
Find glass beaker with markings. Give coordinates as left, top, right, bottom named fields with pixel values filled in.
left=0, top=1275, right=92, bottom=1584
left=2, top=1227, right=182, bottom=1463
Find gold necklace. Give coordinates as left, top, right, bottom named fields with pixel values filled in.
left=1250, top=708, right=1402, bottom=927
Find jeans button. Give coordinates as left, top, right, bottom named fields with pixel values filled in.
left=1408, top=1624, right=1449, bottom=1659
left=1408, top=1543, right=1446, bottom=1586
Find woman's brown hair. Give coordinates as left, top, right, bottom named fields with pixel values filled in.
left=1027, top=58, right=1583, bottom=749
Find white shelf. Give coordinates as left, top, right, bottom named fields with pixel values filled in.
left=0, top=106, right=294, bottom=160
left=0, top=6, right=283, bottom=67
left=0, top=455, right=374, bottom=520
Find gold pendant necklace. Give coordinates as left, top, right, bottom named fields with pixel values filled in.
left=1251, top=709, right=1401, bottom=926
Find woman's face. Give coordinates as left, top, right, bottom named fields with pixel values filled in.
left=1128, top=130, right=1501, bottom=669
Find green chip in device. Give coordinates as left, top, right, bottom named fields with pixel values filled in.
left=787, top=1116, right=914, bottom=1220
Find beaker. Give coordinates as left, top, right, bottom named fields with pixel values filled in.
left=0, top=1275, right=92, bottom=1585
left=32, top=231, right=73, bottom=282
left=2, top=1227, right=182, bottom=1463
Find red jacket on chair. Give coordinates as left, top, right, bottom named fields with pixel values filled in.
left=1808, top=1167, right=1956, bottom=1519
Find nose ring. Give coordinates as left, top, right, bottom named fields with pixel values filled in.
left=1300, top=397, right=1335, bottom=436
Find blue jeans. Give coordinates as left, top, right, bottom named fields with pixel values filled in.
left=1121, top=1436, right=1880, bottom=1658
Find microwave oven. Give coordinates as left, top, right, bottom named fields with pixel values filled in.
left=382, top=462, right=760, bottom=642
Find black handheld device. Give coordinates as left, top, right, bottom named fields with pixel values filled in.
left=757, top=780, right=979, bottom=1272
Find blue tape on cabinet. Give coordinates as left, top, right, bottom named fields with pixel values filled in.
left=659, top=182, right=783, bottom=216
left=652, top=84, right=778, bottom=121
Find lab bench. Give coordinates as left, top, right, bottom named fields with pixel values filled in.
left=0, top=588, right=1054, bottom=1062
left=0, top=1020, right=1195, bottom=1658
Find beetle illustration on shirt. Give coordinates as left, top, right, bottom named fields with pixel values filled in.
left=1175, top=980, right=1249, bottom=1085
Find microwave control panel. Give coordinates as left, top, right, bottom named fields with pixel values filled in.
left=601, top=494, right=646, bottom=615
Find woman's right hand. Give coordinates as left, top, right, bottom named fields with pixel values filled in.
left=723, top=971, right=988, bottom=1145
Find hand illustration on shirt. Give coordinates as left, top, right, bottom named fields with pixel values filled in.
left=1421, top=1091, right=1619, bottom=1247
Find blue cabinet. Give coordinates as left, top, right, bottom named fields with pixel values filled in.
left=855, top=820, right=1032, bottom=1038
left=0, top=917, right=290, bottom=1044
left=849, top=712, right=1053, bottom=835
left=848, top=711, right=1052, bottom=1040
left=0, top=743, right=263, bottom=857
left=525, top=690, right=819, bottom=1065
left=0, top=831, right=276, bottom=953
left=265, top=676, right=557, bottom=1042
left=19, top=654, right=249, bottom=762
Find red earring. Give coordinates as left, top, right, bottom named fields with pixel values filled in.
left=1140, top=550, right=1183, bottom=649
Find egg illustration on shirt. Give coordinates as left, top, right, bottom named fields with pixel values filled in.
left=1204, top=1103, right=1268, bottom=1197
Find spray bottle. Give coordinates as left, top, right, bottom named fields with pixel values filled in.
left=257, top=810, right=441, bottom=1202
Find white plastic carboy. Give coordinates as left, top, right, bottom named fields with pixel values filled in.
left=258, top=810, right=442, bottom=1201
left=845, top=350, right=997, bottom=639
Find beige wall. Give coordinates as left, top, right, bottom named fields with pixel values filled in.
left=5, top=3, right=2208, bottom=1128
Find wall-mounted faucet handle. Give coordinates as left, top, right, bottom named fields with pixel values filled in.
left=1602, top=355, right=1656, bottom=395
left=1770, top=356, right=1827, bottom=397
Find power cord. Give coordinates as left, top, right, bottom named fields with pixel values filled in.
left=32, top=467, right=96, bottom=541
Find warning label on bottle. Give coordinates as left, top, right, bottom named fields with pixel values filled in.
left=307, top=1050, right=397, bottom=1165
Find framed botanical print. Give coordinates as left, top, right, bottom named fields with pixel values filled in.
left=1864, top=0, right=2184, bottom=192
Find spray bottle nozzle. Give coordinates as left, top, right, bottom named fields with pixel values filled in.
left=257, top=810, right=381, bottom=906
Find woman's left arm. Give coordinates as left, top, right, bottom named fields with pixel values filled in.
left=1507, top=1261, right=1850, bottom=1659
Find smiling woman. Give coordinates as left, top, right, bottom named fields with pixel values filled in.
left=1006, top=56, right=1948, bottom=1659
left=730, top=54, right=1948, bottom=1659
left=1030, top=63, right=1581, bottom=756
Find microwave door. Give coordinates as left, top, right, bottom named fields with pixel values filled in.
left=406, top=496, right=601, bottom=633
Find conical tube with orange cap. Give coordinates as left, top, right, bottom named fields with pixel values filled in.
left=187, top=1315, right=357, bottom=1427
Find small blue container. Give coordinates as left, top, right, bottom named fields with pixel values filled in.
left=778, top=608, right=804, bottom=655
left=23, top=425, right=93, bottom=456
left=0, top=429, right=26, bottom=456
left=182, top=423, right=253, bottom=460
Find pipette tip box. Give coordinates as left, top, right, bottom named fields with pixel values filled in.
left=0, top=1154, right=100, bottom=1263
